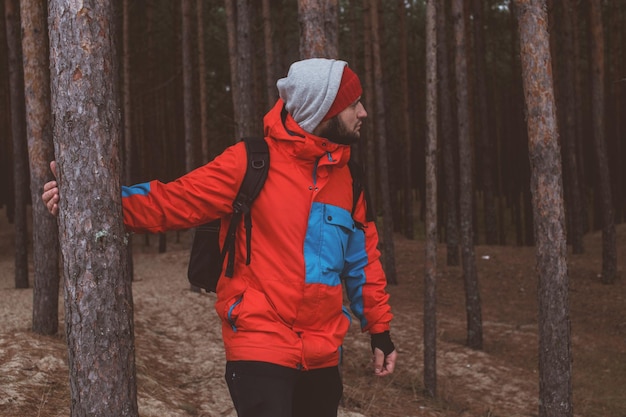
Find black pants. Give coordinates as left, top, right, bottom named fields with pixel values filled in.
left=225, top=361, right=343, bottom=417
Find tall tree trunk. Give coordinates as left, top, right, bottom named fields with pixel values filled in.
left=589, top=0, right=617, bottom=285
left=555, top=0, right=585, bottom=254
left=236, top=0, right=255, bottom=137
left=20, top=0, right=60, bottom=334
left=423, top=0, right=438, bottom=398
left=362, top=0, right=377, bottom=212
left=5, top=0, right=29, bottom=289
left=182, top=0, right=197, bottom=171
left=369, top=0, right=397, bottom=285
left=452, top=0, right=482, bottom=349
left=438, top=0, right=459, bottom=266
left=48, top=1, right=138, bottom=415
left=262, top=0, right=277, bottom=110
left=298, top=0, right=339, bottom=58
left=471, top=0, right=497, bottom=245
left=398, top=0, right=413, bottom=240
left=224, top=0, right=239, bottom=138
left=197, top=0, right=210, bottom=164
left=514, top=2, right=573, bottom=416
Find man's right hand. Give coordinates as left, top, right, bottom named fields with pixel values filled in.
left=42, top=161, right=59, bottom=216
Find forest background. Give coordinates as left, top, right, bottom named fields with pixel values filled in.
left=0, top=0, right=625, bottom=417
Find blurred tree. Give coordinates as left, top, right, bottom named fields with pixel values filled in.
left=4, top=0, right=29, bottom=289
left=423, top=0, right=438, bottom=398
left=452, top=0, right=482, bottom=349
left=437, top=0, right=459, bottom=266
left=589, top=0, right=617, bottom=285
left=369, top=0, right=397, bottom=284
left=20, top=0, right=60, bottom=334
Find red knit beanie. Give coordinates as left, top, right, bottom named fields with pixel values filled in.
left=322, top=66, right=362, bottom=122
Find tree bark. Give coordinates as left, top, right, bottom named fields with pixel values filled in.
left=452, top=0, right=482, bottom=349
left=369, top=0, right=397, bottom=285
left=20, top=0, right=61, bottom=334
left=515, top=2, right=573, bottom=416
left=588, top=0, right=617, bottom=285
left=423, top=0, right=438, bottom=398
left=298, top=0, right=339, bottom=59
left=48, top=1, right=138, bottom=415
left=437, top=0, right=459, bottom=266
left=4, top=0, right=29, bottom=289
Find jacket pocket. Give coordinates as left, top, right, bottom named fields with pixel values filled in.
left=320, top=205, right=355, bottom=274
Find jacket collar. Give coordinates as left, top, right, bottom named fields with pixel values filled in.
left=263, top=99, right=351, bottom=168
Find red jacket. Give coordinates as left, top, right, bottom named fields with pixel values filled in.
left=122, top=100, right=393, bottom=370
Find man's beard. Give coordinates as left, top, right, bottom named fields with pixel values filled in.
left=318, top=116, right=360, bottom=145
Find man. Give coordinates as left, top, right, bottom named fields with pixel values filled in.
left=43, top=58, right=396, bottom=417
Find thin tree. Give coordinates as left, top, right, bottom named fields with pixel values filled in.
left=514, top=1, right=573, bottom=416
left=362, top=0, right=377, bottom=212
left=298, top=0, right=339, bottom=58
left=452, top=0, right=482, bottom=349
left=262, top=0, right=277, bottom=110
left=48, top=0, right=138, bottom=415
left=589, top=0, right=617, bottom=285
left=437, top=0, right=459, bottom=266
left=20, top=0, right=60, bottom=334
left=369, top=0, right=397, bottom=285
left=553, top=0, right=585, bottom=254
left=437, top=0, right=460, bottom=266
left=182, top=0, right=197, bottom=171
left=423, top=0, right=438, bottom=398
left=4, top=0, right=29, bottom=289
left=398, top=0, right=413, bottom=240
left=197, top=0, right=210, bottom=164
left=471, top=0, right=497, bottom=245
left=225, top=0, right=256, bottom=138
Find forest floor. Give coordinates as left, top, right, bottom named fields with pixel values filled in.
left=1, top=207, right=625, bottom=417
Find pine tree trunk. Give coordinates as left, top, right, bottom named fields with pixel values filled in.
left=5, top=0, right=29, bottom=289
left=471, top=0, right=497, bottom=245
left=182, top=0, right=197, bottom=171
left=262, top=0, right=277, bottom=110
left=362, top=0, right=377, bottom=213
left=48, top=0, right=138, bottom=415
left=197, top=0, right=210, bottom=164
left=236, top=0, right=255, bottom=137
left=554, top=0, right=585, bottom=254
left=452, top=0, right=482, bottom=349
left=398, top=0, right=413, bottom=240
left=423, top=0, right=438, bottom=398
left=20, top=0, right=60, bottom=334
left=369, top=0, right=397, bottom=285
left=297, top=0, right=339, bottom=58
left=589, top=0, right=617, bottom=285
left=437, top=0, right=459, bottom=266
left=514, top=2, right=573, bottom=416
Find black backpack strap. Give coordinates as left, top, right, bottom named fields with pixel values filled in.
left=348, top=159, right=375, bottom=228
left=222, top=137, right=269, bottom=277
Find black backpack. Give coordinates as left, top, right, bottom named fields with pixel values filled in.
left=187, top=137, right=373, bottom=292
